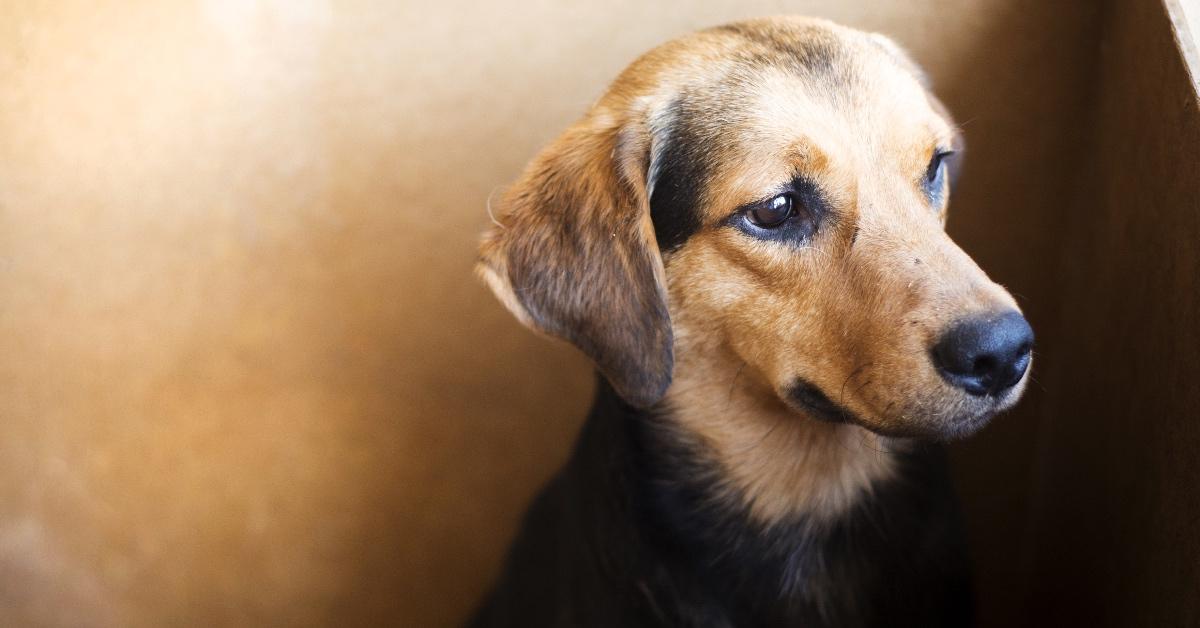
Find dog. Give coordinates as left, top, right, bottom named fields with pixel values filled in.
left=470, top=16, right=1033, bottom=628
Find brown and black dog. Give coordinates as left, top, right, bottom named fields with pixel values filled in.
left=472, top=16, right=1033, bottom=628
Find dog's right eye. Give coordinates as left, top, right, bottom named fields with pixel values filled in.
left=747, top=193, right=795, bottom=228
left=728, top=179, right=823, bottom=244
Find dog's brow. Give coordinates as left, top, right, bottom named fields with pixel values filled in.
left=924, top=122, right=956, bottom=148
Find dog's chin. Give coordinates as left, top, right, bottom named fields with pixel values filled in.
left=925, top=382, right=1029, bottom=441
left=912, top=409, right=998, bottom=442
left=782, top=378, right=1017, bottom=442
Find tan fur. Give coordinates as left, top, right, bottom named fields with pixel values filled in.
left=664, top=302, right=902, bottom=524
left=478, top=16, right=1029, bottom=524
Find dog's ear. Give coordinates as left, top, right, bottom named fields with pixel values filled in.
left=477, top=114, right=673, bottom=408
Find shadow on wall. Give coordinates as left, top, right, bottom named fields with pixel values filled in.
left=929, top=4, right=1102, bottom=628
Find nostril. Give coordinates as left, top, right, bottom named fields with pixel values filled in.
left=971, top=355, right=996, bottom=377
left=932, top=310, right=1034, bottom=396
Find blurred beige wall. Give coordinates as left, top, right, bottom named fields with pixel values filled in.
left=0, top=1, right=1098, bottom=626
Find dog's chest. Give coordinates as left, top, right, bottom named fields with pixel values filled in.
left=634, top=429, right=972, bottom=627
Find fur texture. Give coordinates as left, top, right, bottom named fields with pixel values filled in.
left=473, top=16, right=1030, bottom=627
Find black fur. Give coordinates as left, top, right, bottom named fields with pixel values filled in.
left=648, top=98, right=710, bottom=253
left=647, top=25, right=847, bottom=254
left=468, top=377, right=974, bottom=627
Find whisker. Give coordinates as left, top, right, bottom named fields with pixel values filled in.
left=839, top=363, right=872, bottom=406
left=726, top=361, right=748, bottom=409
left=727, top=409, right=784, bottom=457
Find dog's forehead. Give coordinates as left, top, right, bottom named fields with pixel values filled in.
left=650, top=20, right=934, bottom=128
left=701, top=62, right=941, bottom=212
left=638, top=21, right=946, bottom=242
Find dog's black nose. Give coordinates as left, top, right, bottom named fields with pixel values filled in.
left=932, top=311, right=1033, bottom=396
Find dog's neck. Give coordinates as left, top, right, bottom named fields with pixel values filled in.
left=571, top=371, right=956, bottom=626
left=659, top=333, right=901, bottom=526
left=621, top=337, right=908, bottom=622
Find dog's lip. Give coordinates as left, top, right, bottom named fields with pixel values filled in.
left=783, top=378, right=921, bottom=438
left=783, top=377, right=1005, bottom=440
left=783, top=378, right=859, bottom=425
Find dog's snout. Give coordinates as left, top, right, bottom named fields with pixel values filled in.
left=932, top=311, right=1033, bottom=396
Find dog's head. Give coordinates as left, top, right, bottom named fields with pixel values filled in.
left=478, top=17, right=1032, bottom=441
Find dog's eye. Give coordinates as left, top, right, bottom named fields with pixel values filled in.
left=747, top=193, right=795, bottom=228
left=925, top=150, right=953, bottom=195
left=728, top=180, right=823, bottom=244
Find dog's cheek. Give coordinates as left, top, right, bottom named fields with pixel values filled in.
left=732, top=256, right=850, bottom=391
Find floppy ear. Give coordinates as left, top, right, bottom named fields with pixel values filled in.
left=477, top=115, right=673, bottom=408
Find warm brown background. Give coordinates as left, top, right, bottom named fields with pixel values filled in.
left=0, top=1, right=1195, bottom=626
left=1027, top=1, right=1200, bottom=626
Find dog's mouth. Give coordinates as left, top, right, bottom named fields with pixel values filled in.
left=783, top=377, right=1006, bottom=440
left=784, top=379, right=858, bottom=425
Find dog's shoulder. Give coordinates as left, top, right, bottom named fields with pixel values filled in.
left=471, top=387, right=973, bottom=628
left=467, top=390, right=688, bottom=628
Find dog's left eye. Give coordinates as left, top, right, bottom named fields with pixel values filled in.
left=925, top=150, right=953, bottom=196
left=747, top=193, right=796, bottom=228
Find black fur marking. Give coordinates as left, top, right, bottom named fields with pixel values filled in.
left=646, top=25, right=856, bottom=255
left=648, top=99, right=709, bottom=253
left=469, top=377, right=974, bottom=627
